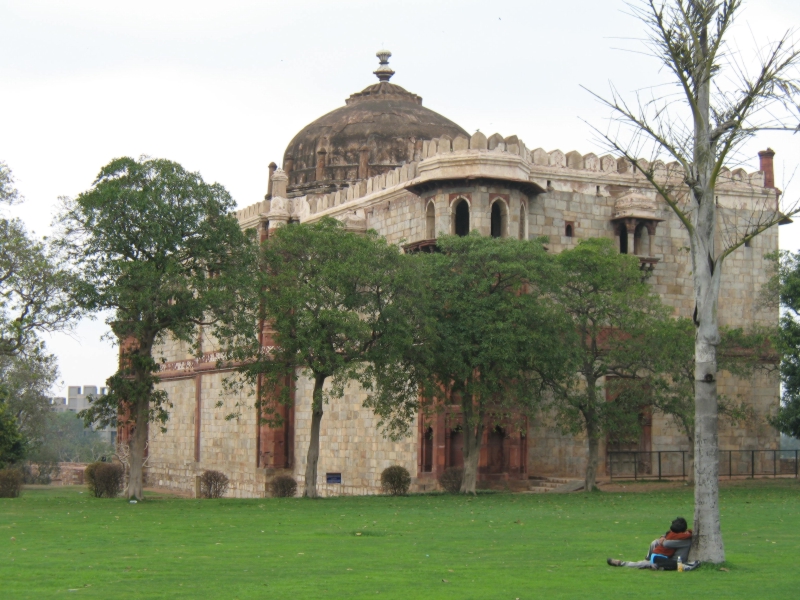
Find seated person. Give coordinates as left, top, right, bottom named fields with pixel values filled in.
left=607, top=517, right=700, bottom=571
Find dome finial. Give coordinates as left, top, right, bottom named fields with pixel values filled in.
left=373, top=50, right=394, bottom=82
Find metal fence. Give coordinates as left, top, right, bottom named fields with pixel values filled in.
left=607, top=450, right=800, bottom=480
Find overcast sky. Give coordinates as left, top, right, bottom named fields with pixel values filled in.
left=1, top=0, right=798, bottom=397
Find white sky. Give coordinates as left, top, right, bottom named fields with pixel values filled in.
left=1, top=0, right=799, bottom=397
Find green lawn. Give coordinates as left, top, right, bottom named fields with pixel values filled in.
left=1, top=480, right=798, bottom=599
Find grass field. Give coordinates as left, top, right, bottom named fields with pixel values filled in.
left=1, top=480, right=798, bottom=599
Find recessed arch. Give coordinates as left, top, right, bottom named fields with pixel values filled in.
left=451, top=197, right=471, bottom=237
left=490, top=198, right=509, bottom=238
left=519, top=201, right=528, bottom=240
left=426, top=200, right=436, bottom=239
left=618, top=223, right=629, bottom=254
left=634, top=222, right=649, bottom=256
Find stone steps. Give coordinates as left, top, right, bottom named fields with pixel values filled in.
left=525, top=476, right=582, bottom=494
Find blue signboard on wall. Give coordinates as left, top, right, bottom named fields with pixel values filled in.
left=326, top=472, right=342, bottom=484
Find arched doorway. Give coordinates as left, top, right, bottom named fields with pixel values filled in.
left=488, top=426, right=506, bottom=473
left=448, top=427, right=464, bottom=468
left=426, top=201, right=435, bottom=239
left=618, top=223, right=628, bottom=254
left=422, top=426, right=433, bottom=472
left=453, top=199, right=470, bottom=237
left=490, top=200, right=508, bottom=238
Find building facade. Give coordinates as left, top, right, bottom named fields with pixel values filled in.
left=140, top=52, right=782, bottom=497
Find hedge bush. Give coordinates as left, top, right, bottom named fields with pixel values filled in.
left=0, top=468, right=22, bottom=498
left=22, top=461, right=60, bottom=485
left=85, top=462, right=124, bottom=498
left=439, top=467, right=463, bottom=494
left=200, top=470, right=229, bottom=498
left=380, top=465, right=411, bottom=496
left=270, top=475, right=297, bottom=498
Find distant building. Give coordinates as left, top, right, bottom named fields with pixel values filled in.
left=48, top=396, right=68, bottom=413
left=50, top=385, right=116, bottom=445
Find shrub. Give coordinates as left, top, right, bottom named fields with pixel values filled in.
left=84, top=461, right=99, bottom=491
left=380, top=465, right=411, bottom=496
left=439, top=467, right=463, bottom=494
left=85, top=462, right=124, bottom=498
left=200, top=470, right=229, bottom=499
left=22, top=461, right=61, bottom=484
left=0, top=468, right=23, bottom=498
left=270, top=475, right=297, bottom=498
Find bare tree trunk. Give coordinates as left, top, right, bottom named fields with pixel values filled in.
left=127, top=399, right=148, bottom=500
left=688, top=62, right=726, bottom=562
left=459, top=398, right=484, bottom=495
left=303, top=374, right=326, bottom=499
left=686, top=432, right=695, bottom=485
left=585, top=424, right=600, bottom=492
left=691, top=247, right=724, bottom=561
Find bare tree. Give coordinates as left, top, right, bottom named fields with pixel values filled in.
left=587, top=0, right=800, bottom=563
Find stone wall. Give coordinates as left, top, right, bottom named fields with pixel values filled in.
left=292, top=374, right=418, bottom=497
left=141, top=133, right=781, bottom=497
left=146, top=373, right=276, bottom=498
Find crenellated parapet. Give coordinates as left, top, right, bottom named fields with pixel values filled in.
left=238, top=131, right=775, bottom=229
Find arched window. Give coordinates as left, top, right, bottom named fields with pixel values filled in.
left=453, top=199, right=470, bottom=237
left=426, top=201, right=436, bottom=239
left=619, top=223, right=628, bottom=254
left=565, top=223, right=573, bottom=238
left=490, top=199, right=508, bottom=238
left=519, top=203, right=527, bottom=240
left=635, top=223, right=648, bottom=256
left=488, top=426, right=506, bottom=473
left=422, top=426, right=433, bottom=472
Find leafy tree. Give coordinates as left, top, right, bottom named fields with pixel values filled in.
left=0, top=160, right=76, bottom=468
left=588, top=0, right=799, bottom=562
left=613, top=317, right=765, bottom=483
left=0, top=161, right=21, bottom=206
left=546, top=238, right=670, bottom=492
left=31, top=411, right=113, bottom=464
left=1, top=161, right=78, bottom=358
left=395, top=233, right=573, bottom=495
left=218, top=218, right=421, bottom=498
left=0, top=352, right=59, bottom=447
left=56, top=156, right=256, bottom=499
left=0, top=394, right=26, bottom=468
left=766, top=250, right=800, bottom=439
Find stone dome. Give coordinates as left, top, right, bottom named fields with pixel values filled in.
left=283, top=51, right=468, bottom=197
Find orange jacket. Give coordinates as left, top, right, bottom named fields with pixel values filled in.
left=653, top=530, right=692, bottom=557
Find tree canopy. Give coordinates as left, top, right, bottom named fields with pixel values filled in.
left=1, top=161, right=78, bottom=359
left=396, top=233, right=574, bottom=494
left=218, top=218, right=422, bottom=498
left=546, top=237, right=671, bottom=491
left=57, top=156, right=256, bottom=499
left=766, top=250, right=800, bottom=440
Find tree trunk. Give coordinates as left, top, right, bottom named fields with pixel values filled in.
left=303, top=374, right=326, bottom=499
left=686, top=429, right=695, bottom=485
left=582, top=378, right=601, bottom=492
left=127, top=399, right=148, bottom=500
left=125, top=337, right=156, bottom=501
left=459, top=397, right=484, bottom=495
left=585, top=418, right=600, bottom=492
left=691, top=272, right=725, bottom=561
left=687, top=57, right=726, bottom=562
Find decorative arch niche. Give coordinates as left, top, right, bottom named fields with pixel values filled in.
left=452, top=198, right=470, bottom=237
left=426, top=200, right=436, bottom=239
left=490, top=198, right=508, bottom=238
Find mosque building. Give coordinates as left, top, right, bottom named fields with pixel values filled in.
left=140, top=52, right=781, bottom=497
